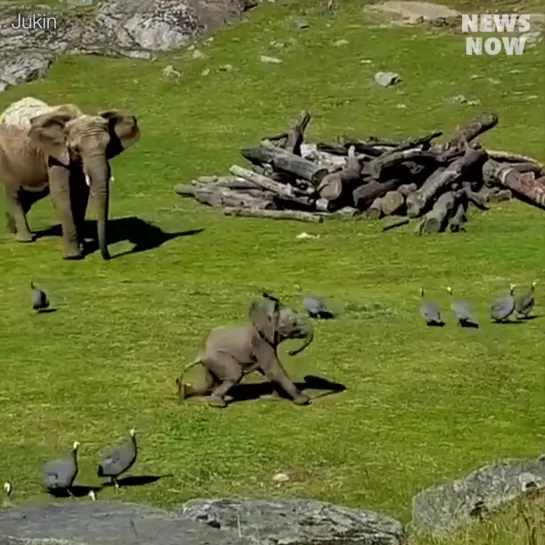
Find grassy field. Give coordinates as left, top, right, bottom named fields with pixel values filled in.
left=0, top=0, right=544, bottom=543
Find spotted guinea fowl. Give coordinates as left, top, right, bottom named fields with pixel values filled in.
left=490, top=284, right=516, bottom=323
left=97, top=428, right=137, bottom=489
left=2, top=482, right=12, bottom=507
left=41, top=441, right=80, bottom=496
left=30, top=281, right=49, bottom=312
left=420, top=288, right=444, bottom=326
left=515, top=280, right=537, bottom=319
left=446, top=286, right=479, bottom=328
left=302, top=295, right=335, bottom=319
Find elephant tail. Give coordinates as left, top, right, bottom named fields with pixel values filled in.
left=176, top=357, right=203, bottom=399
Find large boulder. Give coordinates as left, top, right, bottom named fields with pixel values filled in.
left=0, top=497, right=406, bottom=545
left=182, top=497, right=407, bottom=544
left=0, top=501, right=251, bottom=545
left=0, top=0, right=258, bottom=93
left=411, top=457, right=545, bottom=536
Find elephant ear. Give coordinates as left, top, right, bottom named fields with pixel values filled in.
left=249, top=298, right=280, bottom=345
left=28, top=112, right=73, bottom=166
left=99, top=110, right=140, bottom=159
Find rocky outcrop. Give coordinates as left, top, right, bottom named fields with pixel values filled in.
left=0, top=497, right=407, bottom=545
left=411, top=456, right=545, bottom=537
left=0, top=0, right=258, bottom=93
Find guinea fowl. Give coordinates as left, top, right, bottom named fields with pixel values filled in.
left=2, top=482, right=12, bottom=507
left=446, top=287, right=479, bottom=328
left=420, top=288, right=444, bottom=326
left=490, top=284, right=516, bottom=323
left=30, top=281, right=49, bottom=312
left=97, top=428, right=137, bottom=489
left=302, top=295, right=335, bottom=319
left=41, top=441, right=80, bottom=496
left=515, top=280, right=537, bottom=319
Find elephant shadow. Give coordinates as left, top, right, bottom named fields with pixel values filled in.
left=228, top=374, right=346, bottom=405
left=36, top=216, right=204, bottom=258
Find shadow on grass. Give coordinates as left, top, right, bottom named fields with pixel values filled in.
left=492, top=320, right=525, bottom=325
left=226, top=374, right=346, bottom=405
left=36, top=216, right=204, bottom=259
left=101, top=474, right=171, bottom=488
left=36, top=308, right=57, bottom=314
left=46, top=485, right=101, bottom=498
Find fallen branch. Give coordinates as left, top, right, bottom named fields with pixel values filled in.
left=222, top=207, right=324, bottom=222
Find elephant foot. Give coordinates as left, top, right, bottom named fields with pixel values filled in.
left=207, top=395, right=227, bottom=408
left=14, top=231, right=35, bottom=243
left=63, top=243, right=84, bottom=260
left=5, top=213, right=16, bottom=234
left=292, top=393, right=310, bottom=406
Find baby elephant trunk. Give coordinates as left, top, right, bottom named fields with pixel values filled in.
left=289, top=320, right=314, bottom=356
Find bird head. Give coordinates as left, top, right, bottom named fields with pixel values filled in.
left=446, top=286, right=453, bottom=294
left=73, top=441, right=80, bottom=451
left=3, top=482, right=11, bottom=497
left=129, top=428, right=136, bottom=437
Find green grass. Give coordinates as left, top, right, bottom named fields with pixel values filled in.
left=0, top=0, right=544, bottom=543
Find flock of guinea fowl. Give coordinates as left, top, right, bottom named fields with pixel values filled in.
left=420, top=282, right=537, bottom=327
left=2, top=280, right=536, bottom=502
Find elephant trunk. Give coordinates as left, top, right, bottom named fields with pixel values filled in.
left=289, top=320, right=314, bottom=356
left=85, top=155, right=111, bottom=260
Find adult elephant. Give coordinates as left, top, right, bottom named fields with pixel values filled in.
left=0, top=97, right=140, bottom=260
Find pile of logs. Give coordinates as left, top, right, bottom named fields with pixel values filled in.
left=174, top=111, right=545, bottom=233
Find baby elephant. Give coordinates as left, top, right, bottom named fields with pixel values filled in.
left=176, top=293, right=314, bottom=408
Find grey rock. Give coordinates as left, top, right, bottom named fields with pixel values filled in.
left=0, top=501, right=251, bottom=545
left=182, top=497, right=406, bottom=544
left=374, top=71, right=401, bottom=87
left=0, top=0, right=258, bottom=93
left=412, top=458, right=545, bottom=536
left=294, top=18, right=310, bottom=29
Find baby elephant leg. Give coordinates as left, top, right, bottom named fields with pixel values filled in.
left=206, top=355, right=244, bottom=408
left=263, top=361, right=310, bottom=406
left=177, top=368, right=218, bottom=400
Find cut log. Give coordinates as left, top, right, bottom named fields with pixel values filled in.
left=507, top=162, right=544, bottom=174
left=222, top=207, right=323, bottom=223
left=284, top=110, right=311, bottom=155
left=192, top=186, right=276, bottom=209
left=367, top=149, right=441, bottom=179
left=417, top=191, right=456, bottom=235
left=449, top=193, right=468, bottom=232
left=315, top=198, right=333, bottom=212
left=486, top=188, right=512, bottom=203
left=365, top=198, right=383, bottom=219
left=397, top=183, right=418, bottom=197
left=487, top=150, right=544, bottom=170
left=241, top=143, right=328, bottom=184
left=406, top=147, right=488, bottom=217
left=174, top=184, right=199, bottom=197
left=380, top=190, right=405, bottom=216
left=482, top=159, right=545, bottom=210
left=353, top=178, right=408, bottom=210
left=444, top=113, right=498, bottom=149
left=316, top=142, right=349, bottom=155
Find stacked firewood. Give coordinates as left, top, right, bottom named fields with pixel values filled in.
left=174, top=111, right=545, bottom=233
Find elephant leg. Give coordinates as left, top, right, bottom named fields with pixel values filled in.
left=4, top=186, right=34, bottom=242
left=256, top=368, right=283, bottom=398
left=70, top=176, right=89, bottom=248
left=262, top=360, right=309, bottom=406
left=207, top=356, right=243, bottom=408
left=49, top=166, right=83, bottom=260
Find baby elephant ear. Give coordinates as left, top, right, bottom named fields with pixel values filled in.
left=28, top=112, right=72, bottom=166
left=98, top=110, right=140, bottom=158
left=249, top=298, right=279, bottom=345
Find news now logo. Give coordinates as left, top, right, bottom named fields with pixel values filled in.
left=462, top=14, right=531, bottom=55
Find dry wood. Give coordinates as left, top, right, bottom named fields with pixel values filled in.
left=449, top=193, right=468, bottom=232
left=444, top=113, right=498, bottom=149
left=398, top=183, right=418, bottom=197
left=367, top=149, right=440, bottom=179
left=482, top=159, right=545, bottom=210
left=380, top=190, right=405, bottom=216
left=315, top=198, right=333, bottom=212
left=353, top=178, right=407, bottom=210
left=241, top=143, right=328, bottom=184
left=222, top=207, right=324, bottom=223
left=508, top=162, right=543, bottom=174
left=487, top=150, right=544, bottom=170
left=365, top=198, right=383, bottom=219
left=174, top=184, right=199, bottom=197
left=417, top=191, right=456, bottom=235
left=193, top=185, right=276, bottom=209
left=284, top=110, right=311, bottom=155
left=406, top=147, right=487, bottom=217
